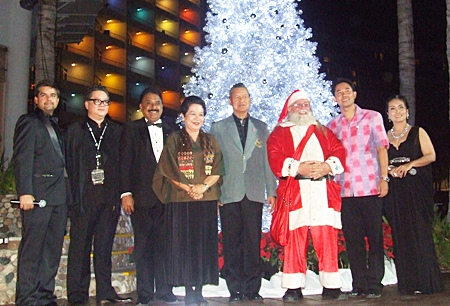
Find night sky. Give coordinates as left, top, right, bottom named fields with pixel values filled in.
left=298, top=0, right=450, bottom=178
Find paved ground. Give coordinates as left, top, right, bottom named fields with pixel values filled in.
left=55, top=273, right=450, bottom=306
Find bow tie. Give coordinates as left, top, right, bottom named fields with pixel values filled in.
left=147, top=122, right=162, bottom=128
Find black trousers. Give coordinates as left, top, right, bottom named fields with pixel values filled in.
left=220, top=196, right=263, bottom=295
left=16, top=204, right=67, bottom=306
left=67, top=201, right=120, bottom=302
left=131, top=203, right=172, bottom=304
left=341, top=196, right=385, bottom=294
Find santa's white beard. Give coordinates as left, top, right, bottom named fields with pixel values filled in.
left=287, top=111, right=317, bottom=126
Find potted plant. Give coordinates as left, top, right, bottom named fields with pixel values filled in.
left=433, top=211, right=450, bottom=271
left=0, top=151, right=15, bottom=196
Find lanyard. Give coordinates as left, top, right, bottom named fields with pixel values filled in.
left=87, top=122, right=108, bottom=169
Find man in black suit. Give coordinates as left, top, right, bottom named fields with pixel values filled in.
left=66, top=85, right=131, bottom=304
left=13, top=80, right=68, bottom=306
left=120, top=86, right=178, bottom=305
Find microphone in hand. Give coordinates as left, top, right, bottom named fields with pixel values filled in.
left=10, top=199, right=47, bottom=208
left=408, top=168, right=417, bottom=175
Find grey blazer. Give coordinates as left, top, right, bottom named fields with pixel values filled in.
left=210, top=115, right=277, bottom=204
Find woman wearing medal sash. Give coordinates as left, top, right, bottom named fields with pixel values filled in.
left=384, top=95, right=444, bottom=295
left=153, top=96, right=225, bottom=306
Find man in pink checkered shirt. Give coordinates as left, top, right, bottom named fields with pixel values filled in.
left=328, top=78, right=389, bottom=299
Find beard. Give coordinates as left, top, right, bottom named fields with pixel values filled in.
left=287, top=111, right=317, bottom=126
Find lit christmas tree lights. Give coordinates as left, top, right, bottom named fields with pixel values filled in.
left=184, top=0, right=338, bottom=130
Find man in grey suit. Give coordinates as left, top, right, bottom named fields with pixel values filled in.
left=210, top=83, right=277, bottom=302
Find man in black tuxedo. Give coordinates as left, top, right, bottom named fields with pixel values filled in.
left=66, top=85, right=131, bottom=304
left=120, top=86, right=178, bottom=305
left=13, top=80, right=68, bottom=306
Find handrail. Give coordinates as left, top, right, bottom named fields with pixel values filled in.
left=155, top=1, right=177, bottom=16
left=129, top=66, right=154, bottom=78
left=64, top=75, right=92, bottom=86
left=105, top=85, right=125, bottom=96
left=180, top=15, right=199, bottom=26
left=130, top=40, right=153, bottom=52
left=101, top=57, right=126, bottom=69
left=155, top=25, right=178, bottom=39
left=104, top=30, right=126, bottom=42
left=130, top=15, right=153, bottom=27
left=180, top=36, right=198, bottom=47
left=66, top=45, right=92, bottom=58
left=180, top=58, right=194, bottom=68
left=156, top=49, right=178, bottom=61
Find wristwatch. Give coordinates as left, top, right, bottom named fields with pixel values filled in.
left=381, top=176, right=390, bottom=183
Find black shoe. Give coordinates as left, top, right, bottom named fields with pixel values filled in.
left=196, top=298, right=209, bottom=306
left=98, top=295, right=133, bottom=304
left=136, top=296, right=155, bottom=306
left=347, top=288, right=365, bottom=297
left=156, top=293, right=180, bottom=304
left=366, top=292, right=382, bottom=299
left=228, top=292, right=243, bottom=303
left=245, top=293, right=263, bottom=301
left=70, top=300, right=88, bottom=306
left=322, top=288, right=346, bottom=300
left=282, top=289, right=302, bottom=302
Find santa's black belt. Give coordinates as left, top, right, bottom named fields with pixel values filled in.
left=279, top=174, right=334, bottom=181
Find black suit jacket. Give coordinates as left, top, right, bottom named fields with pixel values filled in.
left=13, top=108, right=67, bottom=206
left=65, top=117, right=122, bottom=214
left=120, top=118, right=173, bottom=207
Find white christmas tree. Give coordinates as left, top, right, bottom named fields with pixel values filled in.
left=183, top=0, right=337, bottom=130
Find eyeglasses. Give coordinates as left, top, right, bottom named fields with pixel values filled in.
left=88, top=98, right=111, bottom=106
left=290, top=102, right=310, bottom=108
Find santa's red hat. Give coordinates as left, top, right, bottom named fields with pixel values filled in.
left=278, top=89, right=310, bottom=123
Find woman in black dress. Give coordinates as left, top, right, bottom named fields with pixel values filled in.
left=153, top=96, right=225, bottom=305
left=384, top=95, right=444, bottom=295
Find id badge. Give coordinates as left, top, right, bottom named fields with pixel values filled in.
left=91, top=168, right=105, bottom=185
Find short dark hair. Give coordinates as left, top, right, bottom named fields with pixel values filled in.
left=84, top=85, right=110, bottom=101
left=181, top=95, right=207, bottom=116
left=385, top=94, right=409, bottom=113
left=139, top=86, right=163, bottom=103
left=332, top=78, right=356, bottom=94
left=35, top=80, right=60, bottom=97
left=229, top=82, right=250, bottom=97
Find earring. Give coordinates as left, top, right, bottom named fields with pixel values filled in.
left=388, top=118, right=391, bottom=122
left=407, top=114, right=409, bottom=119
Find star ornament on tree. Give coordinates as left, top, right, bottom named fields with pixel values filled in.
left=184, top=0, right=338, bottom=130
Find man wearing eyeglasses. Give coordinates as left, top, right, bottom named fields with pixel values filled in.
left=66, top=85, right=132, bottom=304
left=267, top=89, right=346, bottom=301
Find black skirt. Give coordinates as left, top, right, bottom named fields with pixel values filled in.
left=163, top=200, right=219, bottom=286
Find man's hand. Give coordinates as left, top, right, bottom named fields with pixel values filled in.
left=297, top=161, right=314, bottom=176
left=308, top=161, right=331, bottom=180
left=19, top=194, right=35, bottom=211
left=121, top=195, right=135, bottom=215
left=267, top=196, right=276, bottom=212
left=378, top=180, right=389, bottom=198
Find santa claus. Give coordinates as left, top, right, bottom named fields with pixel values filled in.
left=267, top=89, right=346, bottom=301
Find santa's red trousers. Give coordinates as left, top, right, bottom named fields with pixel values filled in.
left=281, top=225, right=342, bottom=289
